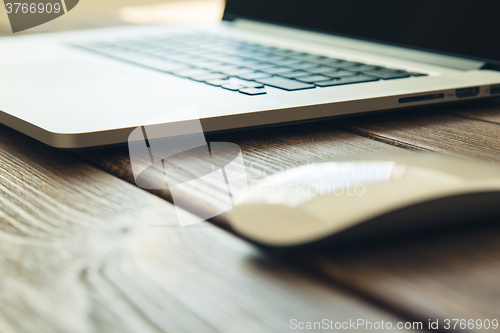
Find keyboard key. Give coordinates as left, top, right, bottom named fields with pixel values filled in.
left=164, top=53, right=204, bottom=63
left=229, top=78, right=264, bottom=88
left=200, top=51, right=228, bottom=59
left=277, top=70, right=312, bottom=79
left=336, top=61, right=364, bottom=68
left=237, top=50, right=269, bottom=58
left=128, top=44, right=166, bottom=52
left=176, top=54, right=206, bottom=63
left=342, top=64, right=381, bottom=71
left=189, top=60, right=223, bottom=69
left=203, top=63, right=240, bottom=72
left=228, top=58, right=264, bottom=67
left=215, top=55, right=248, bottom=64
left=243, top=62, right=277, bottom=71
left=206, top=77, right=263, bottom=88
left=256, top=76, right=315, bottom=91
left=252, top=45, right=279, bottom=52
left=97, top=50, right=190, bottom=72
left=205, top=78, right=230, bottom=86
left=267, top=57, right=302, bottom=67
left=132, top=58, right=190, bottom=72
left=297, top=65, right=324, bottom=73
left=409, top=72, right=428, bottom=77
left=222, top=83, right=246, bottom=91
left=189, top=72, right=228, bottom=81
left=362, top=70, right=411, bottom=79
left=171, top=68, right=212, bottom=77
left=251, top=54, right=285, bottom=62
left=290, top=53, right=329, bottom=62
left=323, top=69, right=358, bottom=78
left=287, top=61, right=319, bottom=70
left=261, top=66, right=295, bottom=75
left=151, top=50, right=186, bottom=58
left=315, top=74, right=379, bottom=87
left=220, top=68, right=255, bottom=76
left=269, top=49, right=297, bottom=56
left=239, top=87, right=267, bottom=95
left=244, top=82, right=265, bottom=88
left=316, top=58, right=347, bottom=66
left=296, top=75, right=332, bottom=83
left=237, top=72, right=272, bottom=80
left=305, top=65, right=340, bottom=74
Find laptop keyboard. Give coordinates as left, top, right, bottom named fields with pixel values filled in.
left=76, top=33, right=427, bottom=96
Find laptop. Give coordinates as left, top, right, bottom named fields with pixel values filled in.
left=1, top=0, right=499, bottom=148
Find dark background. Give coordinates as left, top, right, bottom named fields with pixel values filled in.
left=224, top=0, right=500, bottom=64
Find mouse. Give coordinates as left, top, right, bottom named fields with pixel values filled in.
left=224, top=152, right=500, bottom=250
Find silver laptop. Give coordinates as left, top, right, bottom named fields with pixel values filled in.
left=1, top=0, right=500, bottom=148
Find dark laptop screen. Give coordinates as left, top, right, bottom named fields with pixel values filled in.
left=223, top=0, right=500, bottom=64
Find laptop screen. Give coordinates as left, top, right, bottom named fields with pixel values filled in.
left=223, top=0, right=500, bottom=65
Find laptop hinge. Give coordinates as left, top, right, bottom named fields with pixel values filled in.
left=228, top=18, right=486, bottom=71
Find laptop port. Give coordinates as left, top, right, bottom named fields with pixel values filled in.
left=399, top=93, right=445, bottom=104
left=455, top=87, right=479, bottom=98
left=491, top=84, right=500, bottom=95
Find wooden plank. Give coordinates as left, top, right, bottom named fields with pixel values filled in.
left=339, top=99, right=500, bottom=162
left=0, top=124, right=416, bottom=332
left=455, top=98, right=500, bottom=124
left=315, top=221, right=500, bottom=333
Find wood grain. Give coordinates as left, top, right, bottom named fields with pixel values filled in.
left=315, top=221, right=500, bottom=333
left=0, top=124, right=418, bottom=332
left=455, top=98, right=500, bottom=124
left=339, top=98, right=500, bottom=162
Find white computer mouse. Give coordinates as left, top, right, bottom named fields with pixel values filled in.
left=225, top=152, right=500, bottom=250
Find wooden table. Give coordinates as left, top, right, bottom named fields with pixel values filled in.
left=1, top=9, right=500, bottom=333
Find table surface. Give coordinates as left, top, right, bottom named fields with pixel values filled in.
left=1, top=8, right=500, bottom=333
